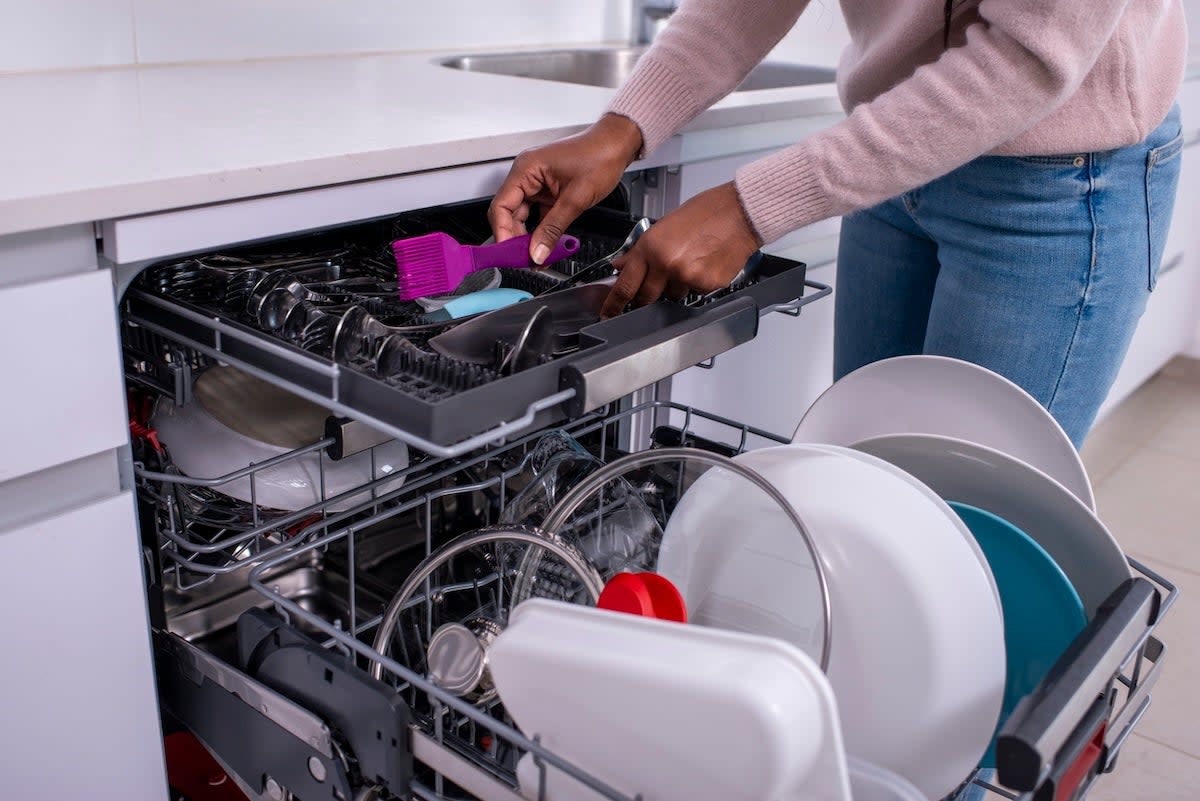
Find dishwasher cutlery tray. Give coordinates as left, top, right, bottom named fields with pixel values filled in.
left=122, top=201, right=819, bottom=455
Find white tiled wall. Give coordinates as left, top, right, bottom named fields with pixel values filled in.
left=132, top=1, right=625, bottom=64
left=0, top=0, right=136, bottom=73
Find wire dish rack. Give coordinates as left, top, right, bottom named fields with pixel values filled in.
left=143, top=384, right=1176, bottom=801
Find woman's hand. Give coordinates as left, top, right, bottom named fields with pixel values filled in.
left=488, top=113, right=643, bottom=264
left=601, top=182, right=763, bottom=318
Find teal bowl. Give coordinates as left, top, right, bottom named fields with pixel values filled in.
left=947, top=501, right=1087, bottom=767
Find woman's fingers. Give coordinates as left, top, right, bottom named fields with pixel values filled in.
left=602, top=252, right=648, bottom=319
left=530, top=184, right=592, bottom=264
left=665, top=280, right=690, bottom=301
left=488, top=169, right=539, bottom=243
left=634, top=266, right=669, bottom=307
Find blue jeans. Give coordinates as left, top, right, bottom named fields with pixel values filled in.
left=834, top=105, right=1184, bottom=449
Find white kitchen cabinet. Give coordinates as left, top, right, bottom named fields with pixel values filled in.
left=0, top=270, right=129, bottom=483
left=0, top=491, right=167, bottom=800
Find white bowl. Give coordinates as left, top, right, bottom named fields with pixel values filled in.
left=657, top=444, right=1005, bottom=801
left=792, top=355, right=1095, bottom=510
left=151, top=368, right=407, bottom=512
left=850, top=433, right=1130, bottom=617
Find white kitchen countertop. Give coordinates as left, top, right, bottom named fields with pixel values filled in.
left=0, top=45, right=843, bottom=239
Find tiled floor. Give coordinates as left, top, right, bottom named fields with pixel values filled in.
left=1080, top=357, right=1200, bottom=801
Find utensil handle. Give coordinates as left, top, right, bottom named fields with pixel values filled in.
left=469, top=235, right=580, bottom=270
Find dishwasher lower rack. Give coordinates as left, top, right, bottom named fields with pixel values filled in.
left=120, top=200, right=826, bottom=458
left=151, top=398, right=1177, bottom=801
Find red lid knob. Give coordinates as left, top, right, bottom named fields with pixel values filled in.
left=597, top=572, right=687, bottom=623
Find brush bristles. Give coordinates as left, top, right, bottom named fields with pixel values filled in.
left=393, top=234, right=456, bottom=300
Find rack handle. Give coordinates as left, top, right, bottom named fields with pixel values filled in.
left=996, top=577, right=1159, bottom=791
left=762, top=278, right=832, bottom=317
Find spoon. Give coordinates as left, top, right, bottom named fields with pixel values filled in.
left=539, top=218, right=651, bottom=295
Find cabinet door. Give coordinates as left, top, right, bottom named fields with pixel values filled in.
left=0, top=270, right=128, bottom=482
left=0, top=492, right=167, bottom=800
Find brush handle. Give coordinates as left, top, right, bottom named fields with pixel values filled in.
left=469, top=234, right=580, bottom=271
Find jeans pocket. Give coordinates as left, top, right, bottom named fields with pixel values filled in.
left=1145, top=132, right=1184, bottom=291
left=1013, top=154, right=1088, bottom=167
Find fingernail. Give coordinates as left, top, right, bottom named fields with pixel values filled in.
left=532, top=244, right=550, bottom=265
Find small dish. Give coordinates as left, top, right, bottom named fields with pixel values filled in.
left=946, top=502, right=1087, bottom=767
left=850, top=433, right=1129, bottom=617
left=152, top=366, right=407, bottom=512
left=791, top=355, right=1095, bottom=510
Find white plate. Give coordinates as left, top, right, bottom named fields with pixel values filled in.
left=850, top=433, right=1130, bottom=617
left=791, top=355, right=1095, bottom=510
left=151, top=370, right=407, bottom=512
left=492, top=599, right=853, bottom=801
left=656, top=444, right=1005, bottom=800
left=804, top=442, right=1002, bottom=616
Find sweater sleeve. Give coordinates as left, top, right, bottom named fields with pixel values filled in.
left=735, top=0, right=1134, bottom=244
left=607, top=0, right=812, bottom=156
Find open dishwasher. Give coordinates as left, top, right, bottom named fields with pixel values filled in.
left=119, top=198, right=1175, bottom=801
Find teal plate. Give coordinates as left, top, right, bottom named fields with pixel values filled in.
left=947, top=501, right=1088, bottom=768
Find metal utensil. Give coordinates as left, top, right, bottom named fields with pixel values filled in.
left=539, top=218, right=651, bottom=295
left=497, top=305, right=556, bottom=375
left=694, top=250, right=765, bottom=305
left=427, top=282, right=611, bottom=366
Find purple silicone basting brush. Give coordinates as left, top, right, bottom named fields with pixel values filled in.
left=392, top=232, right=580, bottom=301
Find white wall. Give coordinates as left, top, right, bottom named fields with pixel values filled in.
left=0, top=0, right=853, bottom=75
left=0, top=0, right=137, bottom=73
left=130, top=2, right=627, bottom=65
left=0, top=1, right=626, bottom=73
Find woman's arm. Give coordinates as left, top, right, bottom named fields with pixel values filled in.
left=607, top=0, right=813, bottom=157
left=488, top=0, right=810, bottom=261
left=735, top=0, right=1134, bottom=244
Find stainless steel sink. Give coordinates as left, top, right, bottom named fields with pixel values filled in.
left=441, top=47, right=836, bottom=92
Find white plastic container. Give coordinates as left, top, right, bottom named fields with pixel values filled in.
left=490, top=599, right=853, bottom=801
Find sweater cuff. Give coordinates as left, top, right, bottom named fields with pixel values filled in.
left=607, top=58, right=705, bottom=157
left=734, top=146, right=832, bottom=245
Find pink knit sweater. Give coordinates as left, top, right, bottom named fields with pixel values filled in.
left=607, top=0, right=1188, bottom=244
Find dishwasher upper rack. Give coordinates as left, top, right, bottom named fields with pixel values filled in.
left=236, top=396, right=1177, bottom=801
left=121, top=201, right=826, bottom=458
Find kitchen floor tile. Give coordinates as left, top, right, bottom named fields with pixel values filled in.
left=1145, top=399, right=1200, bottom=461
left=1159, top=355, right=1200, bottom=386
left=1093, top=447, right=1200, bottom=573
left=1083, top=369, right=1196, bottom=484
left=1088, top=734, right=1200, bottom=801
